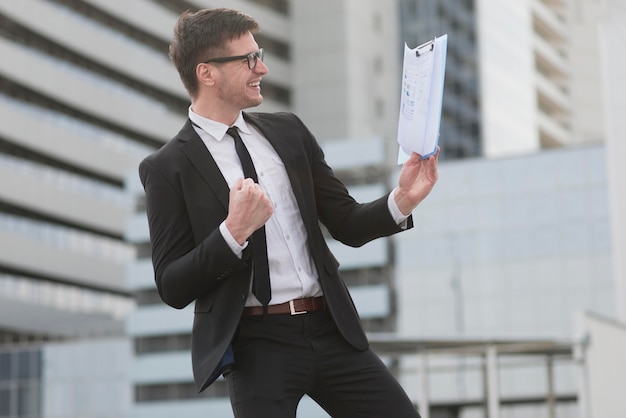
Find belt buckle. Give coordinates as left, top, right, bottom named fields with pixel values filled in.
left=289, top=300, right=307, bottom=315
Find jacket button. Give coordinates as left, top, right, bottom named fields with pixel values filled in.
left=241, top=294, right=246, bottom=301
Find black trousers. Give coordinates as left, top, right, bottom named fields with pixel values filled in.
left=225, top=309, right=421, bottom=418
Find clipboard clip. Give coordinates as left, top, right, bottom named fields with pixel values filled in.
left=416, top=38, right=436, bottom=57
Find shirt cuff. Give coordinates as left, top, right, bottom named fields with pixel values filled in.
left=388, top=188, right=410, bottom=229
left=219, top=221, right=248, bottom=258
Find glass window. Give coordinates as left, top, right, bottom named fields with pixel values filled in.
left=0, top=353, right=11, bottom=381
left=0, top=388, right=11, bottom=415
left=247, top=0, right=288, bottom=15
left=134, top=288, right=161, bottom=306
left=134, top=333, right=191, bottom=354
left=17, top=352, right=31, bottom=380
left=0, top=348, right=43, bottom=418
left=135, top=381, right=228, bottom=402
left=17, top=383, right=40, bottom=416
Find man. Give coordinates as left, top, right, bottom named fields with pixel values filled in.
left=139, top=7, right=438, bottom=418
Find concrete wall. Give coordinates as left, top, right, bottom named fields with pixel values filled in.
left=476, top=0, right=539, bottom=156
left=600, top=0, right=626, bottom=322
left=43, top=339, right=132, bottom=418
left=578, top=312, right=626, bottom=418
left=396, top=145, right=613, bottom=340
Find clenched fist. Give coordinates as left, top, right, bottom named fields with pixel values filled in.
left=225, top=178, right=274, bottom=245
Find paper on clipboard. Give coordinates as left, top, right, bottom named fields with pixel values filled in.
left=397, top=34, right=447, bottom=164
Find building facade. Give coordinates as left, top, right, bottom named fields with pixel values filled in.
left=399, top=0, right=605, bottom=159
left=395, top=145, right=611, bottom=416
left=400, top=0, right=482, bottom=159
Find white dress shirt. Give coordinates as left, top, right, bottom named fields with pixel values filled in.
left=189, top=108, right=408, bottom=307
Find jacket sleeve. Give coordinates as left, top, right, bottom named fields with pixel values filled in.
left=289, top=114, right=413, bottom=247
left=139, top=156, right=248, bottom=309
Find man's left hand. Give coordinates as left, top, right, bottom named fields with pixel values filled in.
left=394, top=147, right=440, bottom=216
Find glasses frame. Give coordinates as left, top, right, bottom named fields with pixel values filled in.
left=202, top=48, right=264, bottom=70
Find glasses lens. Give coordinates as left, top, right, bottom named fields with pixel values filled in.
left=247, top=54, right=256, bottom=69
left=247, top=49, right=264, bottom=69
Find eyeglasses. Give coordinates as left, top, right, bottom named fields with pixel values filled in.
left=203, top=48, right=264, bottom=70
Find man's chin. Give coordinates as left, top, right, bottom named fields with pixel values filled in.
left=245, top=96, right=263, bottom=109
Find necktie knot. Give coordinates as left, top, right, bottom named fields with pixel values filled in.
left=226, top=126, right=239, bottom=139
left=228, top=126, right=259, bottom=183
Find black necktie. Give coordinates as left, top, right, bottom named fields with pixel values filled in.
left=227, top=127, right=271, bottom=307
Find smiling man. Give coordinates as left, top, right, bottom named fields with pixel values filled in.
left=139, top=7, right=438, bottom=418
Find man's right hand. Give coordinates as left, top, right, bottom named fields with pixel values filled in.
left=225, top=177, right=273, bottom=245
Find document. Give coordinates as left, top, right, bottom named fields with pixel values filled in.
left=397, top=34, right=447, bottom=163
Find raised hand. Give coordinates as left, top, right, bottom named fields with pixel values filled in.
left=225, top=177, right=273, bottom=245
left=394, top=147, right=439, bottom=215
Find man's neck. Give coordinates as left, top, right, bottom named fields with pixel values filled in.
left=190, top=100, right=239, bottom=126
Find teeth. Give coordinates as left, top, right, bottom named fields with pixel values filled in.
left=250, top=81, right=260, bottom=87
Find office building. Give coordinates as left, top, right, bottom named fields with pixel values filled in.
left=399, top=0, right=605, bottom=159
left=395, top=145, right=609, bottom=416
left=0, top=0, right=169, bottom=415
left=393, top=1, right=626, bottom=417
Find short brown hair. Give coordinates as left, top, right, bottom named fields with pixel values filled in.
left=169, top=8, right=260, bottom=97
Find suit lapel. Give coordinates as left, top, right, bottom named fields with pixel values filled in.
left=175, top=114, right=314, bottom=226
left=177, top=120, right=230, bottom=211
left=243, top=113, right=290, bottom=157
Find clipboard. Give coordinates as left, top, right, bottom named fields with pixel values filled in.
left=397, top=34, right=447, bottom=163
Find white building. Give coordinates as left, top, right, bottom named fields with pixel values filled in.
left=477, top=0, right=605, bottom=155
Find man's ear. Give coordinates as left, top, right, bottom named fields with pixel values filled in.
left=196, top=63, right=216, bottom=87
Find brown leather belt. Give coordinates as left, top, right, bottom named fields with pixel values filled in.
left=242, top=296, right=326, bottom=316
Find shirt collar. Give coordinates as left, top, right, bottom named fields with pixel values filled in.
left=188, top=107, right=252, bottom=141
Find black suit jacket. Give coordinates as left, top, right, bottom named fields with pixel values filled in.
left=138, top=111, right=413, bottom=392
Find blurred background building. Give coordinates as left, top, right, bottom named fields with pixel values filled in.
left=0, top=0, right=625, bottom=418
